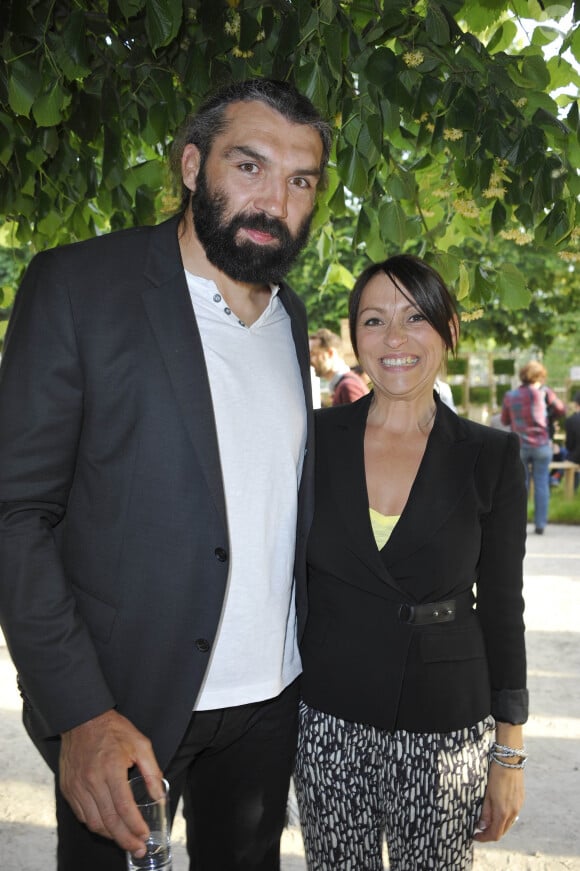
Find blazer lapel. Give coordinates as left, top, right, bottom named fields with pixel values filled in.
left=324, top=396, right=409, bottom=594
left=141, top=217, right=227, bottom=526
left=383, top=401, right=482, bottom=567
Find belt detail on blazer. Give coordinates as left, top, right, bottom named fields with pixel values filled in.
left=398, top=591, right=475, bottom=625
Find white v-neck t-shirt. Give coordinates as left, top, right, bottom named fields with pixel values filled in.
left=185, top=271, right=306, bottom=710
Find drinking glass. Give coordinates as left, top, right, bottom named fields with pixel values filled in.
left=126, top=774, right=172, bottom=871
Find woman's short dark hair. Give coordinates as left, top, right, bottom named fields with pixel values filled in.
left=171, top=78, right=332, bottom=213
left=348, top=254, right=459, bottom=358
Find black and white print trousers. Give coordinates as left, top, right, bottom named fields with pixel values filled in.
left=294, top=701, right=495, bottom=871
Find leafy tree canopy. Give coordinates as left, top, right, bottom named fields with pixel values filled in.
left=1, top=0, right=579, bottom=344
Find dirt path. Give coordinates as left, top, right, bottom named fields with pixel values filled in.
left=1, top=523, right=579, bottom=869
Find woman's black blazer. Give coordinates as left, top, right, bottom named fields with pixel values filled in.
left=300, top=393, right=528, bottom=733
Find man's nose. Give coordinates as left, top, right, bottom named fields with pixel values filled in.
left=254, top=176, right=288, bottom=219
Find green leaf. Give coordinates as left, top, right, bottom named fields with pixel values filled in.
left=457, top=262, right=470, bottom=300
left=454, top=160, right=477, bottom=189
left=432, top=251, right=460, bottom=285
left=118, top=0, right=146, bottom=16
left=511, top=0, right=547, bottom=18
left=102, top=126, right=124, bottom=189
left=37, top=210, right=66, bottom=237
left=321, top=20, right=344, bottom=81
left=532, top=108, right=569, bottom=135
left=472, top=264, right=495, bottom=305
left=547, top=55, right=580, bottom=92
left=60, top=10, right=92, bottom=79
left=567, top=24, right=580, bottom=67
left=425, top=4, right=450, bottom=46
left=496, top=263, right=531, bottom=309
left=491, top=200, right=507, bottom=235
left=379, top=200, right=406, bottom=247
left=365, top=47, right=397, bottom=86
left=239, top=10, right=262, bottom=52
left=135, top=185, right=157, bottom=224
left=322, top=261, right=355, bottom=289
left=328, top=183, right=347, bottom=216
left=295, top=60, right=329, bottom=114
left=182, top=43, right=211, bottom=96
left=32, top=83, right=70, bottom=127
left=125, top=159, right=164, bottom=194
left=319, top=0, right=338, bottom=25
left=145, top=0, right=183, bottom=51
left=487, top=20, right=518, bottom=54
left=387, top=170, right=415, bottom=201
left=380, top=98, right=400, bottom=135
left=536, top=200, right=571, bottom=245
left=362, top=205, right=388, bottom=261
left=0, top=116, right=15, bottom=166
left=531, top=25, right=561, bottom=48
left=337, top=145, right=368, bottom=197
left=7, top=59, right=42, bottom=117
left=357, top=119, right=381, bottom=168
left=342, top=114, right=362, bottom=148
left=521, top=55, right=551, bottom=90
left=317, top=227, right=333, bottom=262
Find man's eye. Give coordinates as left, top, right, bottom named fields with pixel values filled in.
left=291, top=177, right=311, bottom=189
left=239, top=163, right=259, bottom=174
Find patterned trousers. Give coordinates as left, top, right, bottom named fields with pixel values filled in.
left=294, top=702, right=495, bottom=871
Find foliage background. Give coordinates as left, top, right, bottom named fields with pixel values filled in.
left=1, top=0, right=579, bottom=358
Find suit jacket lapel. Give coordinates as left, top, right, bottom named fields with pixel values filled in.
left=383, top=401, right=482, bottom=567
left=141, top=217, right=227, bottom=526
left=323, top=395, right=409, bottom=594
left=277, top=283, right=315, bottom=576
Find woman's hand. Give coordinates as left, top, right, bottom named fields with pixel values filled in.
left=474, top=722, right=525, bottom=842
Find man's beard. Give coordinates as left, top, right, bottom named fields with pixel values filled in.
left=191, top=167, right=312, bottom=284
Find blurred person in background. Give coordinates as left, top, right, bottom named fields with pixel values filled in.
left=501, top=360, right=565, bottom=534
left=309, top=327, right=369, bottom=406
left=564, top=391, right=580, bottom=491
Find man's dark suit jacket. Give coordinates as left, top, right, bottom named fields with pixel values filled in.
left=0, top=216, right=314, bottom=771
left=300, top=393, right=528, bottom=733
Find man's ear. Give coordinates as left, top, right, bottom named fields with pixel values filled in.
left=181, top=143, right=201, bottom=194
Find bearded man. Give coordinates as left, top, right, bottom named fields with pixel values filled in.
left=0, top=78, right=331, bottom=871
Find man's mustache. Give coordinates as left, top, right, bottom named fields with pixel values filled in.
left=229, top=211, right=289, bottom=242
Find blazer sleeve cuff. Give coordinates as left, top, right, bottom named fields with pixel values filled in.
left=491, top=688, right=529, bottom=724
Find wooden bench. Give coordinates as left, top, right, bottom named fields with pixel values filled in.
left=549, top=461, right=580, bottom=500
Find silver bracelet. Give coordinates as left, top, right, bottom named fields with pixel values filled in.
left=492, top=742, right=528, bottom=759
left=491, top=752, right=527, bottom=769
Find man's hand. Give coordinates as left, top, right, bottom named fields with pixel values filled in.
left=59, top=709, right=164, bottom=856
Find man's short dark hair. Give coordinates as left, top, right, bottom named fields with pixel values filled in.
left=171, top=78, right=332, bottom=213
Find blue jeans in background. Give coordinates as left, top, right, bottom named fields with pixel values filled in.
left=520, top=442, right=552, bottom=532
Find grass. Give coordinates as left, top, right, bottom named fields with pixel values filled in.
left=528, top=480, right=580, bottom=525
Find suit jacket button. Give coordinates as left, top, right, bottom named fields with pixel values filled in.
left=196, top=638, right=210, bottom=653
left=214, top=547, right=228, bottom=562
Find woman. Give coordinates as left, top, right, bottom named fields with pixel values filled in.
left=295, top=255, right=528, bottom=871
left=501, top=360, right=565, bottom=534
